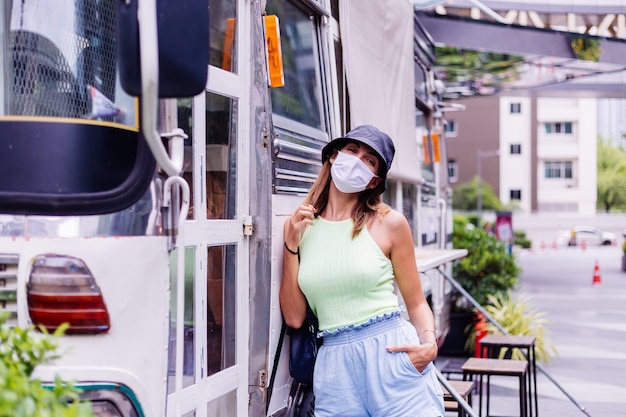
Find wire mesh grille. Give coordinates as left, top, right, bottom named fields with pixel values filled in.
left=7, top=1, right=120, bottom=121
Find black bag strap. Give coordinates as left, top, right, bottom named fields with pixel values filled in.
left=266, top=318, right=287, bottom=414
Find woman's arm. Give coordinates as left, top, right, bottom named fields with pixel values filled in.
left=384, top=211, right=438, bottom=371
left=279, top=204, right=315, bottom=328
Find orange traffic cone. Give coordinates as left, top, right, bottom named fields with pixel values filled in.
left=592, top=261, right=602, bottom=286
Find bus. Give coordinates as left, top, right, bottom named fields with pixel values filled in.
left=0, top=0, right=461, bottom=416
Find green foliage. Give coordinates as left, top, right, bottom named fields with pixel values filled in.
left=435, top=47, right=525, bottom=83
left=452, top=216, right=521, bottom=308
left=570, top=37, right=601, bottom=62
left=483, top=291, right=558, bottom=364
left=452, top=176, right=503, bottom=211
left=513, top=230, right=532, bottom=249
left=0, top=313, right=94, bottom=417
left=597, top=138, right=626, bottom=212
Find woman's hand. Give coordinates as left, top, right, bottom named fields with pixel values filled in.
left=386, top=342, right=438, bottom=373
left=284, top=204, right=316, bottom=249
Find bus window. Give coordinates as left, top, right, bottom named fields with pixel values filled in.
left=417, top=113, right=436, bottom=185
left=266, top=0, right=324, bottom=130
left=267, top=0, right=330, bottom=195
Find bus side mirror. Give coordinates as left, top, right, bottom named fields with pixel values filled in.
left=116, top=0, right=209, bottom=98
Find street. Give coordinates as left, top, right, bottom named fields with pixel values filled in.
left=481, top=244, right=626, bottom=417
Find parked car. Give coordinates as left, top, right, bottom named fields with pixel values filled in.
left=557, top=226, right=616, bottom=247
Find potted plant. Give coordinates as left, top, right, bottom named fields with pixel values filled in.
left=467, top=291, right=558, bottom=363
left=439, top=216, right=521, bottom=356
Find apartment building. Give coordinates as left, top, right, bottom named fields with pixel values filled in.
left=446, top=96, right=598, bottom=215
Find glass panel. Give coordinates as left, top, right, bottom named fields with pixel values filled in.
left=207, top=244, right=237, bottom=376
left=402, top=184, right=418, bottom=246
left=168, top=247, right=196, bottom=392
left=564, top=162, right=573, bottom=178
left=415, top=62, right=428, bottom=102
left=206, top=93, right=237, bottom=219
left=266, top=0, right=323, bottom=129
left=448, top=160, right=457, bottom=182
left=179, top=98, right=195, bottom=220
left=2, top=1, right=136, bottom=127
left=565, top=122, right=572, bottom=134
left=209, top=0, right=237, bottom=72
left=207, top=390, right=236, bottom=416
left=417, top=113, right=435, bottom=183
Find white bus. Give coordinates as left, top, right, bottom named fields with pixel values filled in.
left=0, top=1, right=460, bottom=416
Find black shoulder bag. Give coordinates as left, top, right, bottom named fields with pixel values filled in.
left=266, top=305, right=319, bottom=416
left=287, top=304, right=320, bottom=386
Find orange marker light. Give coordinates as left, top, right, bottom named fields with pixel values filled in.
left=422, top=134, right=430, bottom=164
left=432, top=132, right=441, bottom=163
left=264, top=15, right=285, bottom=88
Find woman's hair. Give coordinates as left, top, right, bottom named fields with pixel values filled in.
left=303, top=149, right=391, bottom=238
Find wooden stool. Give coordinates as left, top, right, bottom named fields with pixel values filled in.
left=441, top=380, right=475, bottom=417
left=480, top=335, right=538, bottom=417
left=462, top=357, right=528, bottom=417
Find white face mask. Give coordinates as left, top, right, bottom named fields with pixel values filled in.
left=330, top=151, right=378, bottom=193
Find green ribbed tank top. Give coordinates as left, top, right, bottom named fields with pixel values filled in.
left=298, top=216, right=399, bottom=332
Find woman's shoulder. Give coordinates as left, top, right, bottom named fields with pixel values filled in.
left=377, top=207, right=409, bottom=230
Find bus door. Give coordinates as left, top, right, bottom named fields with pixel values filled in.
left=164, top=1, right=250, bottom=416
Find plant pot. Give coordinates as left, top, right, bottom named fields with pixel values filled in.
left=439, top=311, right=474, bottom=357
left=622, top=255, right=626, bottom=272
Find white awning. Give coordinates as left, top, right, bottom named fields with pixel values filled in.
left=340, top=0, right=422, bottom=183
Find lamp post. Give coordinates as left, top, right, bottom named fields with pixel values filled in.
left=476, top=148, right=500, bottom=228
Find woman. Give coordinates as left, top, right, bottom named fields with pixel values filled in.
left=280, top=125, right=444, bottom=417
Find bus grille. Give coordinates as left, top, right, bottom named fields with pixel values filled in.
left=0, top=254, right=18, bottom=326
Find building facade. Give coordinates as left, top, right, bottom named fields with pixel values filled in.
left=447, top=96, right=598, bottom=215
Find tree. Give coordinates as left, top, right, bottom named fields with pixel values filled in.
left=597, top=138, right=626, bottom=212
left=452, top=176, right=503, bottom=211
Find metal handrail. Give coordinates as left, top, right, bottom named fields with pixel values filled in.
left=436, top=265, right=593, bottom=417
left=434, top=366, right=479, bottom=417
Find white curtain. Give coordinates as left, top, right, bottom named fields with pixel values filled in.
left=339, top=0, right=421, bottom=183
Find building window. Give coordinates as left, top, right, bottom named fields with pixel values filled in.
left=545, top=122, right=573, bottom=134
left=510, top=103, right=521, bottom=113
left=545, top=161, right=573, bottom=179
left=447, top=159, right=458, bottom=183
left=510, top=144, right=521, bottom=154
left=510, top=189, right=521, bottom=200
left=444, top=120, right=457, bottom=137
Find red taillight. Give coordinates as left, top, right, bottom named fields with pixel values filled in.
left=27, top=255, right=110, bottom=334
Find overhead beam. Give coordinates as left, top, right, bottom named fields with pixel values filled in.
left=417, top=12, right=626, bottom=67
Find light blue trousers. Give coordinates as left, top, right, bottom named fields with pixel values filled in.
left=313, top=315, right=444, bottom=417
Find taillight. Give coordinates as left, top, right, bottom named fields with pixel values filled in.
left=27, top=255, right=110, bottom=334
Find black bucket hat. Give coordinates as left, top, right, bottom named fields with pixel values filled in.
left=321, top=125, right=395, bottom=178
